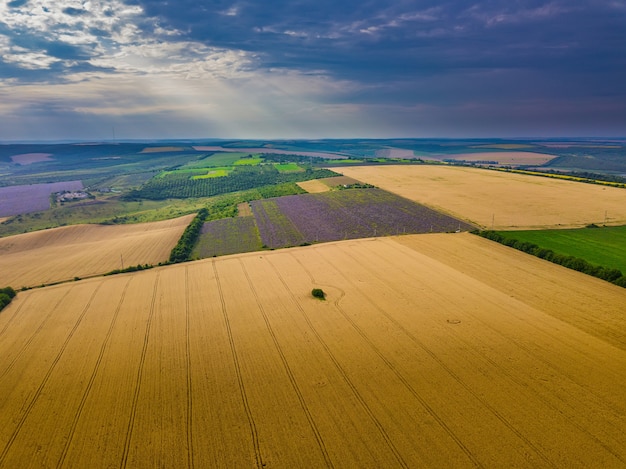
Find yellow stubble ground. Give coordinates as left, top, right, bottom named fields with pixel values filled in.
left=335, top=165, right=626, bottom=229
left=296, top=179, right=331, bottom=193
left=0, top=215, right=193, bottom=288
left=0, top=233, right=624, bottom=468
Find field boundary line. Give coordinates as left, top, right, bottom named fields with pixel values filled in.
left=266, top=256, right=410, bottom=469
left=56, top=277, right=133, bottom=468
left=0, top=282, right=103, bottom=465
left=0, top=290, right=71, bottom=381
left=212, top=260, right=263, bottom=468
left=185, top=266, right=194, bottom=469
left=0, top=294, right=32, bottom=339
left=239, top=258, right=334, bottom=468
left=121, top=272, right=160, bottom=469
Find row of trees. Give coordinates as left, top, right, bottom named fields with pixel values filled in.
left=475, top=230, right=626, bottom=287
left=0, top=287, right=16, bottom=311
left=169, top=208, right=209, bottom=263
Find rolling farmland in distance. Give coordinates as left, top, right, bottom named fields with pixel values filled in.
left=337, top=165, right=626, bottom=229
left=0, top=215, right=193, bottom=288
left=0, top=234, right=624, bottom=468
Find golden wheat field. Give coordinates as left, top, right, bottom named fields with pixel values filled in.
left=0, top=233, right=624, bottom=468
left=0, top=215, right=193, bottom=288
left=337, top=165, right=626, bottom=229
left=296, top=179, right=331, bottom=193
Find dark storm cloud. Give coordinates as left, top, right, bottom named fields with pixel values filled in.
left=1, top=0, right=625, bottom=138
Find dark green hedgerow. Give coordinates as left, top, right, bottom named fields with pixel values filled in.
left=474, top=230, right=626, bottom=288
left=0, top=287, right=17, bottom=312
left=169, top=208, right=209, bottom=263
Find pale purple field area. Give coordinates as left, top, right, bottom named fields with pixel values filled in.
left=251, top=188, right=474, bottom=249
left=0, top=181, right=83, bottom=217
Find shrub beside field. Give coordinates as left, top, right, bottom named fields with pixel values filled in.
left=0, top=287, right=16, bottom=311
left=476, top=230, right=626, bottom=287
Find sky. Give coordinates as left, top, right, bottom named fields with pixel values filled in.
left=0, top=0, right=625, bottom=141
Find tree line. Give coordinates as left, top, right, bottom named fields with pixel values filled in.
left=169, top=208, right=209, bottom=263
left=475, top=230, right=626, bottom=288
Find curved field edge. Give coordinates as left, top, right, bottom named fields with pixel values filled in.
left=336, top=165, right=626, bottom=229
left=0, top=234, right=624, bottom=467
left=0, top=215, right=194, bottom=288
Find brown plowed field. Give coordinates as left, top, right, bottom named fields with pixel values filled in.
left=0, top=215, right=193, bottom=288
left=336, top=165, right=626, bottom=229
left=0, top=233, right=624, bottom=468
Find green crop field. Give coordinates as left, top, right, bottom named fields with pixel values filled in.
left=234, top=157, right=264, bottom=166
left=273, top=163, right=303, bottom=172
left=191, top=167, right=232, bottom=179
left=498, top=225, right=626, bottom=272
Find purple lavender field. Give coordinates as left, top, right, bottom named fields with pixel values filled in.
left=192, top=216, right=262, bottom=258
left=0, top=181, right=83, bottom=217
left=251, top=188, right=474, bottom=249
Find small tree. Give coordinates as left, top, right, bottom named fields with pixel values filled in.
left=311, top=288, right=325, bottom=300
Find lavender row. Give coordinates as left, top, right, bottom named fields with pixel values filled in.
left=253, top=188, right=474, bottom=249
left=193, top=217, right=262, bottom=258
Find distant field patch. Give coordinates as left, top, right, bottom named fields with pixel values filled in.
left=470, top=144, right=536, bottom=150
left=251, top=188, right=473, bottom=249
left=140, top=146, right=185, bottom=153
left=375, top=148, right=416, bottom=158
left=191, top=168, right=232, bottom=179
left=296, top=179, right=331, bottom=193
left=0, top=214, right=193, bottom=288
left=497, top=225, right=626, bottom=273
left=319, top=175, right=361, bottom=187
left=192, top=217, right=261, bottom=258
left=234, top=158, right=263, bottom=166
left=10, top=153, right=54, bottom=165
left=338, top=165, right=626, bottom=230
left=441, top=151, right=556, bottom=166
left=274, top=163, right=302, bottom=172
left=0, top=181, right=83, bottom=217
left=194, top=152, right=251, bottom=167
left=192, top=146, right=346, bottom=159
left=237, top=202, right=253, bottom=217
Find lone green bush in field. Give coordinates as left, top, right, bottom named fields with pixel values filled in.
left=0, top=287, right=16, bottom=311
left=312, top=288, right=326, bottom=300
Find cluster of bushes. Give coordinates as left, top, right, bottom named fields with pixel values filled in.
left=0, top=287, right=16, bottom=311
left=169, top=208, right=209, bottom=263
left=104, top=264, right=154, bottom=276
left=475, top=230, right=626, bottom=287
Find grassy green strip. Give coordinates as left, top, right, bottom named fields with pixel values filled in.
left=169, top=208, right=209, bottom=263
left=474, top=230, right=626, bottom=288
left=0, top=287, right=17, bottom=312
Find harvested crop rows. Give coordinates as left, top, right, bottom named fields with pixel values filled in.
left=0, top=215, right=193, bottom=288
left=337, top=165, right=626, bottom=229
left=0, top=234, right=624, bottom=468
